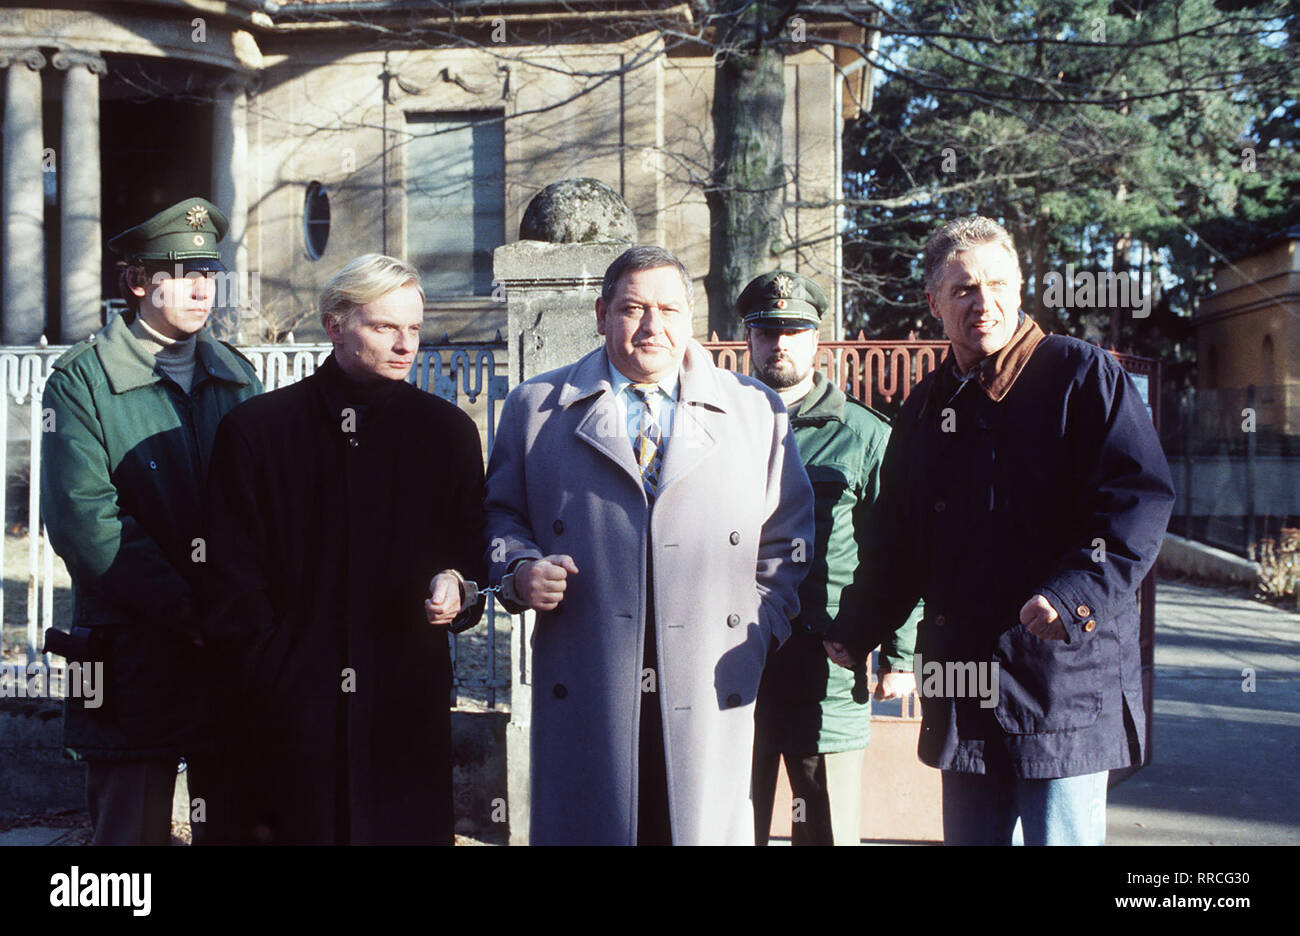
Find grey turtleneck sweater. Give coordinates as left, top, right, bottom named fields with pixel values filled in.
left=128, top=314, right=198, bottom=393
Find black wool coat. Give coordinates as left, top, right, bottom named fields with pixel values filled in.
left=201, top=354, right=487, bottom=844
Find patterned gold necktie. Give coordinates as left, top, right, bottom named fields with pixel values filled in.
left=630, top=384, right=663, bottom=498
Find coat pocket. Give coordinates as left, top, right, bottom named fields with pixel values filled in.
left=991, top=623, right=1101, bottom=734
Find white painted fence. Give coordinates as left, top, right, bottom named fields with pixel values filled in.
left=1, top=341, right=510, bottom=708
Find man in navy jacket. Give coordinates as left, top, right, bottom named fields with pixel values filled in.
left=827, top=216, right=1175, bottom=845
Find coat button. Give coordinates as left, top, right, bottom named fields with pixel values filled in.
left=726, top=613, right=740, bottom=628
left=1076, top=604, right=1091, bottom=617
left=935, top=614, right=945, bottom=628
left=552, top=683, right=567, bottom=699
left=148, top=460, right=157, bottom=470
left=934, top=500, right=946, bottom=512
left=729, top=531, right=740, bottom=545
left=553, top=519, right=564, bottom=535
left=726, top=693, right=742, bottom=708
left=348, top=438, right=359, bottom=448
left=1082, top=619, right=1097, bottom=633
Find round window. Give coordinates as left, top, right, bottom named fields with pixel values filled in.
left=304, top=181, right=330, bottom=260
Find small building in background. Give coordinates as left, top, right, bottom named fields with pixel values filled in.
left=1196, top=223, right=1299, bottom=436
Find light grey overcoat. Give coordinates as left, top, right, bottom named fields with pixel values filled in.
left=485, top=340, right=814, bottom=845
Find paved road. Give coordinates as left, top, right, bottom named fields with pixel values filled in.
left=1107, top=581, right=1300, bottom=845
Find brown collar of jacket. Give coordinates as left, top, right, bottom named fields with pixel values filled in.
left=961, top=313, right=1047, bottom=402
left=919, top=314, right=1047, bottom=422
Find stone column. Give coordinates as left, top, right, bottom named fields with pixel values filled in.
left=1, top=48, right=47, bottom=345
left=497, top=241, right=628, bottom=385
left=504, top=179, right=640, bottom=382
left=54, top=50, right=106, bottom=344
left=212, top=76, right=250, bottom=278
left=212, top=76, right=252, bottom=338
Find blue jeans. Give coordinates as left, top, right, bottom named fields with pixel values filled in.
left=941, top=768, right=1109, bottom=845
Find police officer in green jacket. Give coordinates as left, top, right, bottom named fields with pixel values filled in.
left=40, top=198, right=262, bottom=844
left=742, top=271, right=920, bottom=846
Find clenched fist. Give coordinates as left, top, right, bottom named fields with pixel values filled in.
left=425, top=571, right=463, bottom=627
left=1020, top=594, right=1066, bottom=641
left=823, top=640, right=857, bottom=670
left=875, top=670, right=915, bottom=701
left=515, top=554, right=579, bottom=611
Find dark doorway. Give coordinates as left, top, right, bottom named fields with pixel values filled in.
left=99, top=60, right=216, bottom=308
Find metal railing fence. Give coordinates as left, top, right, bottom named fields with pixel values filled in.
left=1, top=341, right=509, bottom=709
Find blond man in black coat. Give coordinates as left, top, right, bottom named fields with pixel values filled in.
left=202, top=254, right=486, bottom=844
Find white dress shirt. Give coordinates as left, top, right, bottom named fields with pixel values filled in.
left=608, top=355, right=679, bottom=444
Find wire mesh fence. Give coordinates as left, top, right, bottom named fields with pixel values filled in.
left=1160, top=383, right=1300, bottom=558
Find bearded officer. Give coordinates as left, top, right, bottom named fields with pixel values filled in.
left=741, top=271, right=919, bottom=846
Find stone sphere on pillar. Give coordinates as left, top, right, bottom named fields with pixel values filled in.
left=519, top=178, right=637, bottom=244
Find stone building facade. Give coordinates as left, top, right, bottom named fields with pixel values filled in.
left=1196, top=225, right=1300, bottom=435
left=0, top=0, right=872, bottom=346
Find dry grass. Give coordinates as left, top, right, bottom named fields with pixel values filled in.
left=1257, top=527, right=1300, bottom=605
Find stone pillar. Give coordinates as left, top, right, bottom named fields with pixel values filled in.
left=493, top=178, right=637, bottom=845
left=497, top=241, right=629, bottom=385
left=212, top=76, right=251, bottom=338
left=495, top=241, right=626, bottom=846
left=1, top=48, right=47, bottom=345
left=54, top=50, right=106, bottom=344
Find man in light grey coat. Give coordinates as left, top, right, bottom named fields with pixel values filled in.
left=485, top=246, right=814, bottom=845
